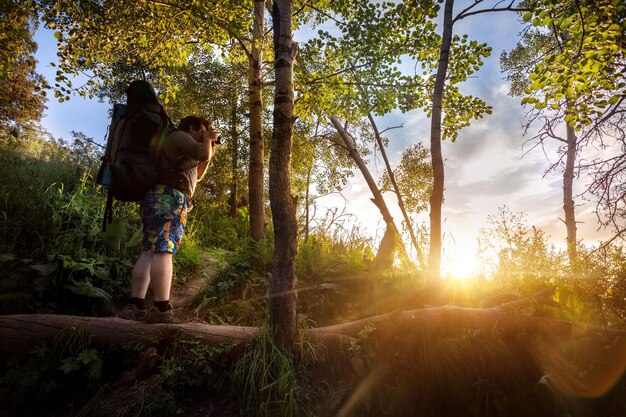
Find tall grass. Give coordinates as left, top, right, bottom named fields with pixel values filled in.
left=0, top=140, right=139, bottom=314
left=232, top=323, right=318, bottom=417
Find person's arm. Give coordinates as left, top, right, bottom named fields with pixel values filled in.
left=197, top=128, right=218, bottom=180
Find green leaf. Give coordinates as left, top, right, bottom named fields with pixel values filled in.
left=31, top=262, right=58, bottom=277
left=59, top=358, right=80, bottom=374
left=53, top=31, right=62, bottom=41
left=67, top=279, right=111, bottom=301
left=607, top=23, right=620, bottom=32
left=0, top=253, right=16, bottom=263
left=523, top=12, right=532, bottom=22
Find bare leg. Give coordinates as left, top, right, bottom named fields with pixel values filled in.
left=150, top=252, right=173, bottom=302
left=131, top=250, right=152, bottom=299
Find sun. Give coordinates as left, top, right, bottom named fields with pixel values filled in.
left=441, top=250, right=479, bottom=280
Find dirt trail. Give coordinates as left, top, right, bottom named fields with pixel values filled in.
left=169, top=253, right=217, bottom=323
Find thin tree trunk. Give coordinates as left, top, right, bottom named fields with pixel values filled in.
left=269, top=0, right=298, bottom=352
left=229, top=92, right=239, bottom=217
left=429, top=0, right=454, bottom=282
left=563, top=118, right=578, bottom=270
left=350, top=72, right=424, bottom=267
left=304, top=160, right=313, bottom=241
left=367, top=113, right=425, bottom=268
left=248, top=0, right=266, bottom=240
left=329, top=116, right=407, bottom=269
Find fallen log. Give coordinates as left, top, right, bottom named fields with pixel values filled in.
left=1, top=306, right=624, bottom=358
left=0, top=314, right=258, bottom=357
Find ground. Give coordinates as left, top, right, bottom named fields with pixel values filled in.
left=170, top=268, right=208, bottom=323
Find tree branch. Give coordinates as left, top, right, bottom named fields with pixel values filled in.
left=453, top=1, right=530, bottom=24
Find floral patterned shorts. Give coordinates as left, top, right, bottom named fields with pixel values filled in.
left=140, top=185, right=190, bottom=254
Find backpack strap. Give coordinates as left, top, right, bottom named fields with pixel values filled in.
left=108, top=118, right=127, bottom=163
left=102, top=187, right=114, bottom=232
left=151, top=122, right=193, bottom=193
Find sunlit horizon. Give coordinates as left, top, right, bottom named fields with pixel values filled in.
left=441, top=248, right=481, bottom=280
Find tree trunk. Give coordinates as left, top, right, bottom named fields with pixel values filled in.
left=248, top=0, right=266, bottom=240
left=367, top=113, right=425, bottom=268
left=304, top=159, right=313, bottom=241
left=229, top=92, right=239, bottom=217
left=563, top=118, right=578, bottom=270
left=329, top=116, right=407, bottom=268
left=428, top=0, right=454, bottom=282
left=269, top=0, right=298, bottom=352
left=2, top=306, right=622, bottom=357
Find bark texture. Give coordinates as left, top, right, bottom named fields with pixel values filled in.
left=229, top=93, right=240, bottom=217
left=248, top=0, right=266, bottom=240
left=269, top=0, right=298, bottom=352
left=564, top=121, right=578, bottom=268
left=2, top=305, right=622, bottom=357
left=428, top=0, right=454, bottom=282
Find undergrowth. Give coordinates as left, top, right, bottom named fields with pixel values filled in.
left=0, top=326, right=115, bottom=416
left=232, top=323, right=321, bottom=417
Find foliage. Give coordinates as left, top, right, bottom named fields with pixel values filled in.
left=501, top=0, right=626, bottom=261
left=158, top=337, right=235, bottom=395
left=191, top=238, right=272, bottom=325
left=0, top=0, right=48, bottom=138
left=297, top=0, right=439, bottom=121
left=0, top=326, right=108, bottom=416
left=35, top=0, right=253, bottom=101
left=171, top=224, right=204, bottom=284
left=515, top=0, right=625, bottom=130
left=0, top=137, right=137, bottom=315
left=379, top=142, right=432, bottom=215
left=187, top=206, right=250, bottom=250
left=571, top=244, right=626, bottom=325
left=290, top=118, right=355, bottom=216
left=477, top=206, right=568, bottom=290
left=475, top=205, right=626, bottom=327
left=297, top=222, right=371, bottom=281
left=232, top=323, right=317, bottom=417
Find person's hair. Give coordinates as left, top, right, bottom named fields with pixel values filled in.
left=178, top=116, right=209, bottom=133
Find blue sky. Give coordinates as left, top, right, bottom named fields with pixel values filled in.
left=33, top=7, right=613, bottom=275
left=34, top=30, right=110, bottom=143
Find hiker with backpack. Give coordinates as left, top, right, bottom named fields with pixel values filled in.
left=107, top=81, right=219, bottom=323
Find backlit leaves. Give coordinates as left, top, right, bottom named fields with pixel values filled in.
left=513, top=0, right=626, bottom=130
left=35, top=0, right=252, bottom=101
left=379, top=143, right=432, bottom=214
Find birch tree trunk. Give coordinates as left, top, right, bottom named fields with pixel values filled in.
left=563, top=118, right=578, bottom=269
left=269, top=0, right=298, bottom=352
left=248, top=0, right=266, bottom=241
left=428, top=0, right=454, bottom=281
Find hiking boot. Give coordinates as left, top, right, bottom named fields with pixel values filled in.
left=145, top=306, right=177, bottom=324
left=119, top=304, right=147, bottom=321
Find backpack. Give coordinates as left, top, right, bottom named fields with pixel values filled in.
left=96, top=80, right=174, bottom=232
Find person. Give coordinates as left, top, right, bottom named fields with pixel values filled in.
left=119, top=114, right=219, bottom=323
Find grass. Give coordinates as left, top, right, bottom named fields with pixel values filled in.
left=232, top=323, right=318, bottom=417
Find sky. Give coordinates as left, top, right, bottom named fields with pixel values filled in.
left=32, top=6, right=614, bottom=277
